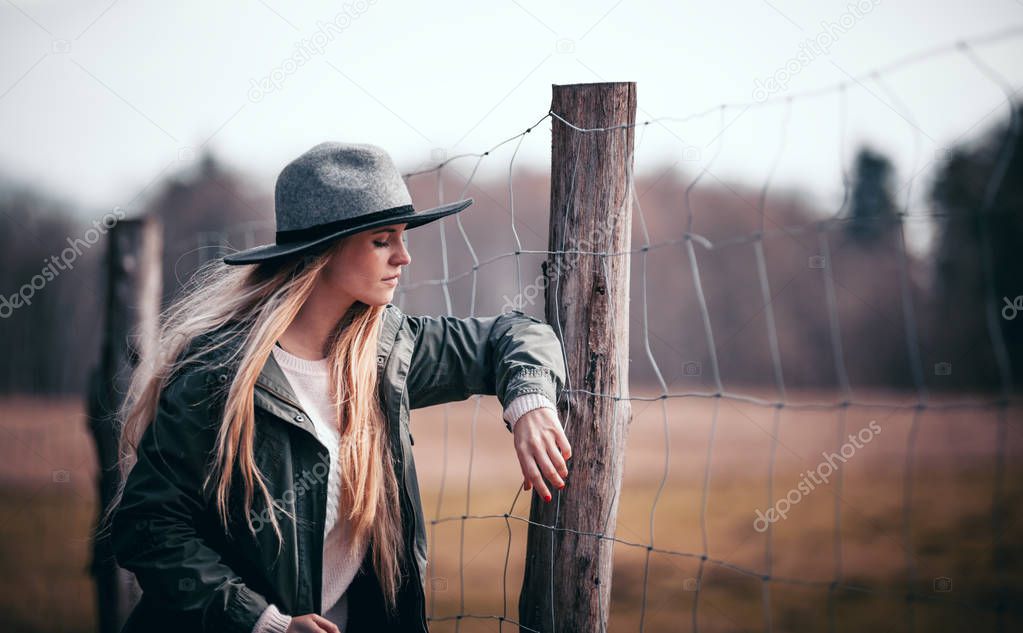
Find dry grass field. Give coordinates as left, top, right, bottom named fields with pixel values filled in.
left=0, top=388, right=1019, bottom=632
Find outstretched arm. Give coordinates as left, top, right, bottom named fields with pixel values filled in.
left=405, top=309, right=572, bottom=499
left=405, top=309, right=566, bottom=413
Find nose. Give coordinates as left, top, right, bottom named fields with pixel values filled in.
left=393, top=237, right=411, bottom=266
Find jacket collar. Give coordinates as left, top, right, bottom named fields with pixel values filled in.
left=252, top=304, right=404, bottom=431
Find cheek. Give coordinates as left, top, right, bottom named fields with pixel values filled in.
left=333, top=249, right=388, bottom=287
left=323, top=252, right=362, bottom=286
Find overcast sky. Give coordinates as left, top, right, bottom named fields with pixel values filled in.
left=2, top=0, right=1021, bottom=245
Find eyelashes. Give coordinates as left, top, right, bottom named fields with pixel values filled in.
left=374, top=234, right=407, bottom=248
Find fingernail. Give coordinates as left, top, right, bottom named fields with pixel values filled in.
left=544, top=494, right=551, bottom=502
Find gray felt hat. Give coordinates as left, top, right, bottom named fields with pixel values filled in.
left=223, top=141, right=473, bottom=265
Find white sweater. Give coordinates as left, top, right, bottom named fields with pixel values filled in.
left=252, top=344, right=557, bottom=632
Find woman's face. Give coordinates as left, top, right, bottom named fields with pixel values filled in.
left=320, top=223, right=411, bottom=307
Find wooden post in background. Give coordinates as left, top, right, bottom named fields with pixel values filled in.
left=87, top=215, right=163, bottom=633
left=519, top=82, right=636, bottom=632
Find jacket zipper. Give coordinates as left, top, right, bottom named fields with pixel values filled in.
left=254, top=381, right=307, bottom=414
left=253, top=380, right=324, bottom=612
left=400, top=482, right=428, bottom=632
left=258, top=356, right=422, bottom=627
left=394, top=397, right=428, bottom=632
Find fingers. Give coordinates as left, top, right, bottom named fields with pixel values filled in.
left=536, top=418, right=570, bottom=488
left=513, top=408, right=573, bottom=503
left=516, top=443, right=550, bottom=501
left=553, top=423, right=572, bottom=462
left=544, top=437, right=569, bottom=483
left=515, top=437, right=566, bottom=502
left=542, top=418, right=571, bottom=480
left=311, top=614, right=340, bottom=633
left=533, top=443, right=565, bottom=491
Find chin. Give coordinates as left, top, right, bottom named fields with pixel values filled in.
left=362, top=294, right=393, bottom=307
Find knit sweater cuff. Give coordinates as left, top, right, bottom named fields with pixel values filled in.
left=252, top=603, right=292, bottom=633
left=503, top=393, right=558, bottom=433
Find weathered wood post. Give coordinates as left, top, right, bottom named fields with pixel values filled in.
left=519, top=82, right=636, bottom=632
left=87, top=214, right=163, bottom=633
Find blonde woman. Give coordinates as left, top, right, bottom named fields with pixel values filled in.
left=100, top=142, right=571, bottom=633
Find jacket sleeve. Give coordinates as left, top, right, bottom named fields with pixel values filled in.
left=110, top=366, right=273, bottom=633
left=404, top=309, right=567, bottom=427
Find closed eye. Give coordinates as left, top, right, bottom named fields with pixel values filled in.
left=373, top=240, right=389, bottom=248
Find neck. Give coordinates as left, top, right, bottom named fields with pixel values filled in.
left=279, top=280, right=355, bottom=360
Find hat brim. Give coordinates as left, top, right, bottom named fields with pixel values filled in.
left=222, top=198, right=473, bottom=265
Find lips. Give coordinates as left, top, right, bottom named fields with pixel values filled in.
left=383, top=274, right=400, bottom=281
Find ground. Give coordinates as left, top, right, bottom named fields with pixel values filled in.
left=0, top=388, right=1019, bottom=632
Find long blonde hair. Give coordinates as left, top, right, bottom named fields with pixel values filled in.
left=99, top=238, right=406, bottom=613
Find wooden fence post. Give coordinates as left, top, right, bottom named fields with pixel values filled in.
left=519, top=82, right=637, bottom=632
left=87, top=215, right=163, bottom=633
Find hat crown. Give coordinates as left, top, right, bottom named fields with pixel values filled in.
left=274, top=142, right=413, bottom=233
left=222, top=141, right=472, bottom=265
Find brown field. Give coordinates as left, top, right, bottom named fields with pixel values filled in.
left=0, top=388, right=1020, bottom=633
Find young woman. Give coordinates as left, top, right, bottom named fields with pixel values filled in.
left=100, top=142, right=571, bottom=633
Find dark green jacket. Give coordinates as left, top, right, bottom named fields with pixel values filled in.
left=110, top=305, right=566, bottom=633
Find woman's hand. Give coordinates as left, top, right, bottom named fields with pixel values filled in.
left=287, top=613, right=341, bottom=632
left=513, top=407, right=572, bottom=502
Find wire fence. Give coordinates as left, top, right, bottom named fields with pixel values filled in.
left=181, top=28, right=1023, bottom=633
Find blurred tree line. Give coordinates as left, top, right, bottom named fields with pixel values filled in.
left=0, top=105, right=1020, bottom=396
